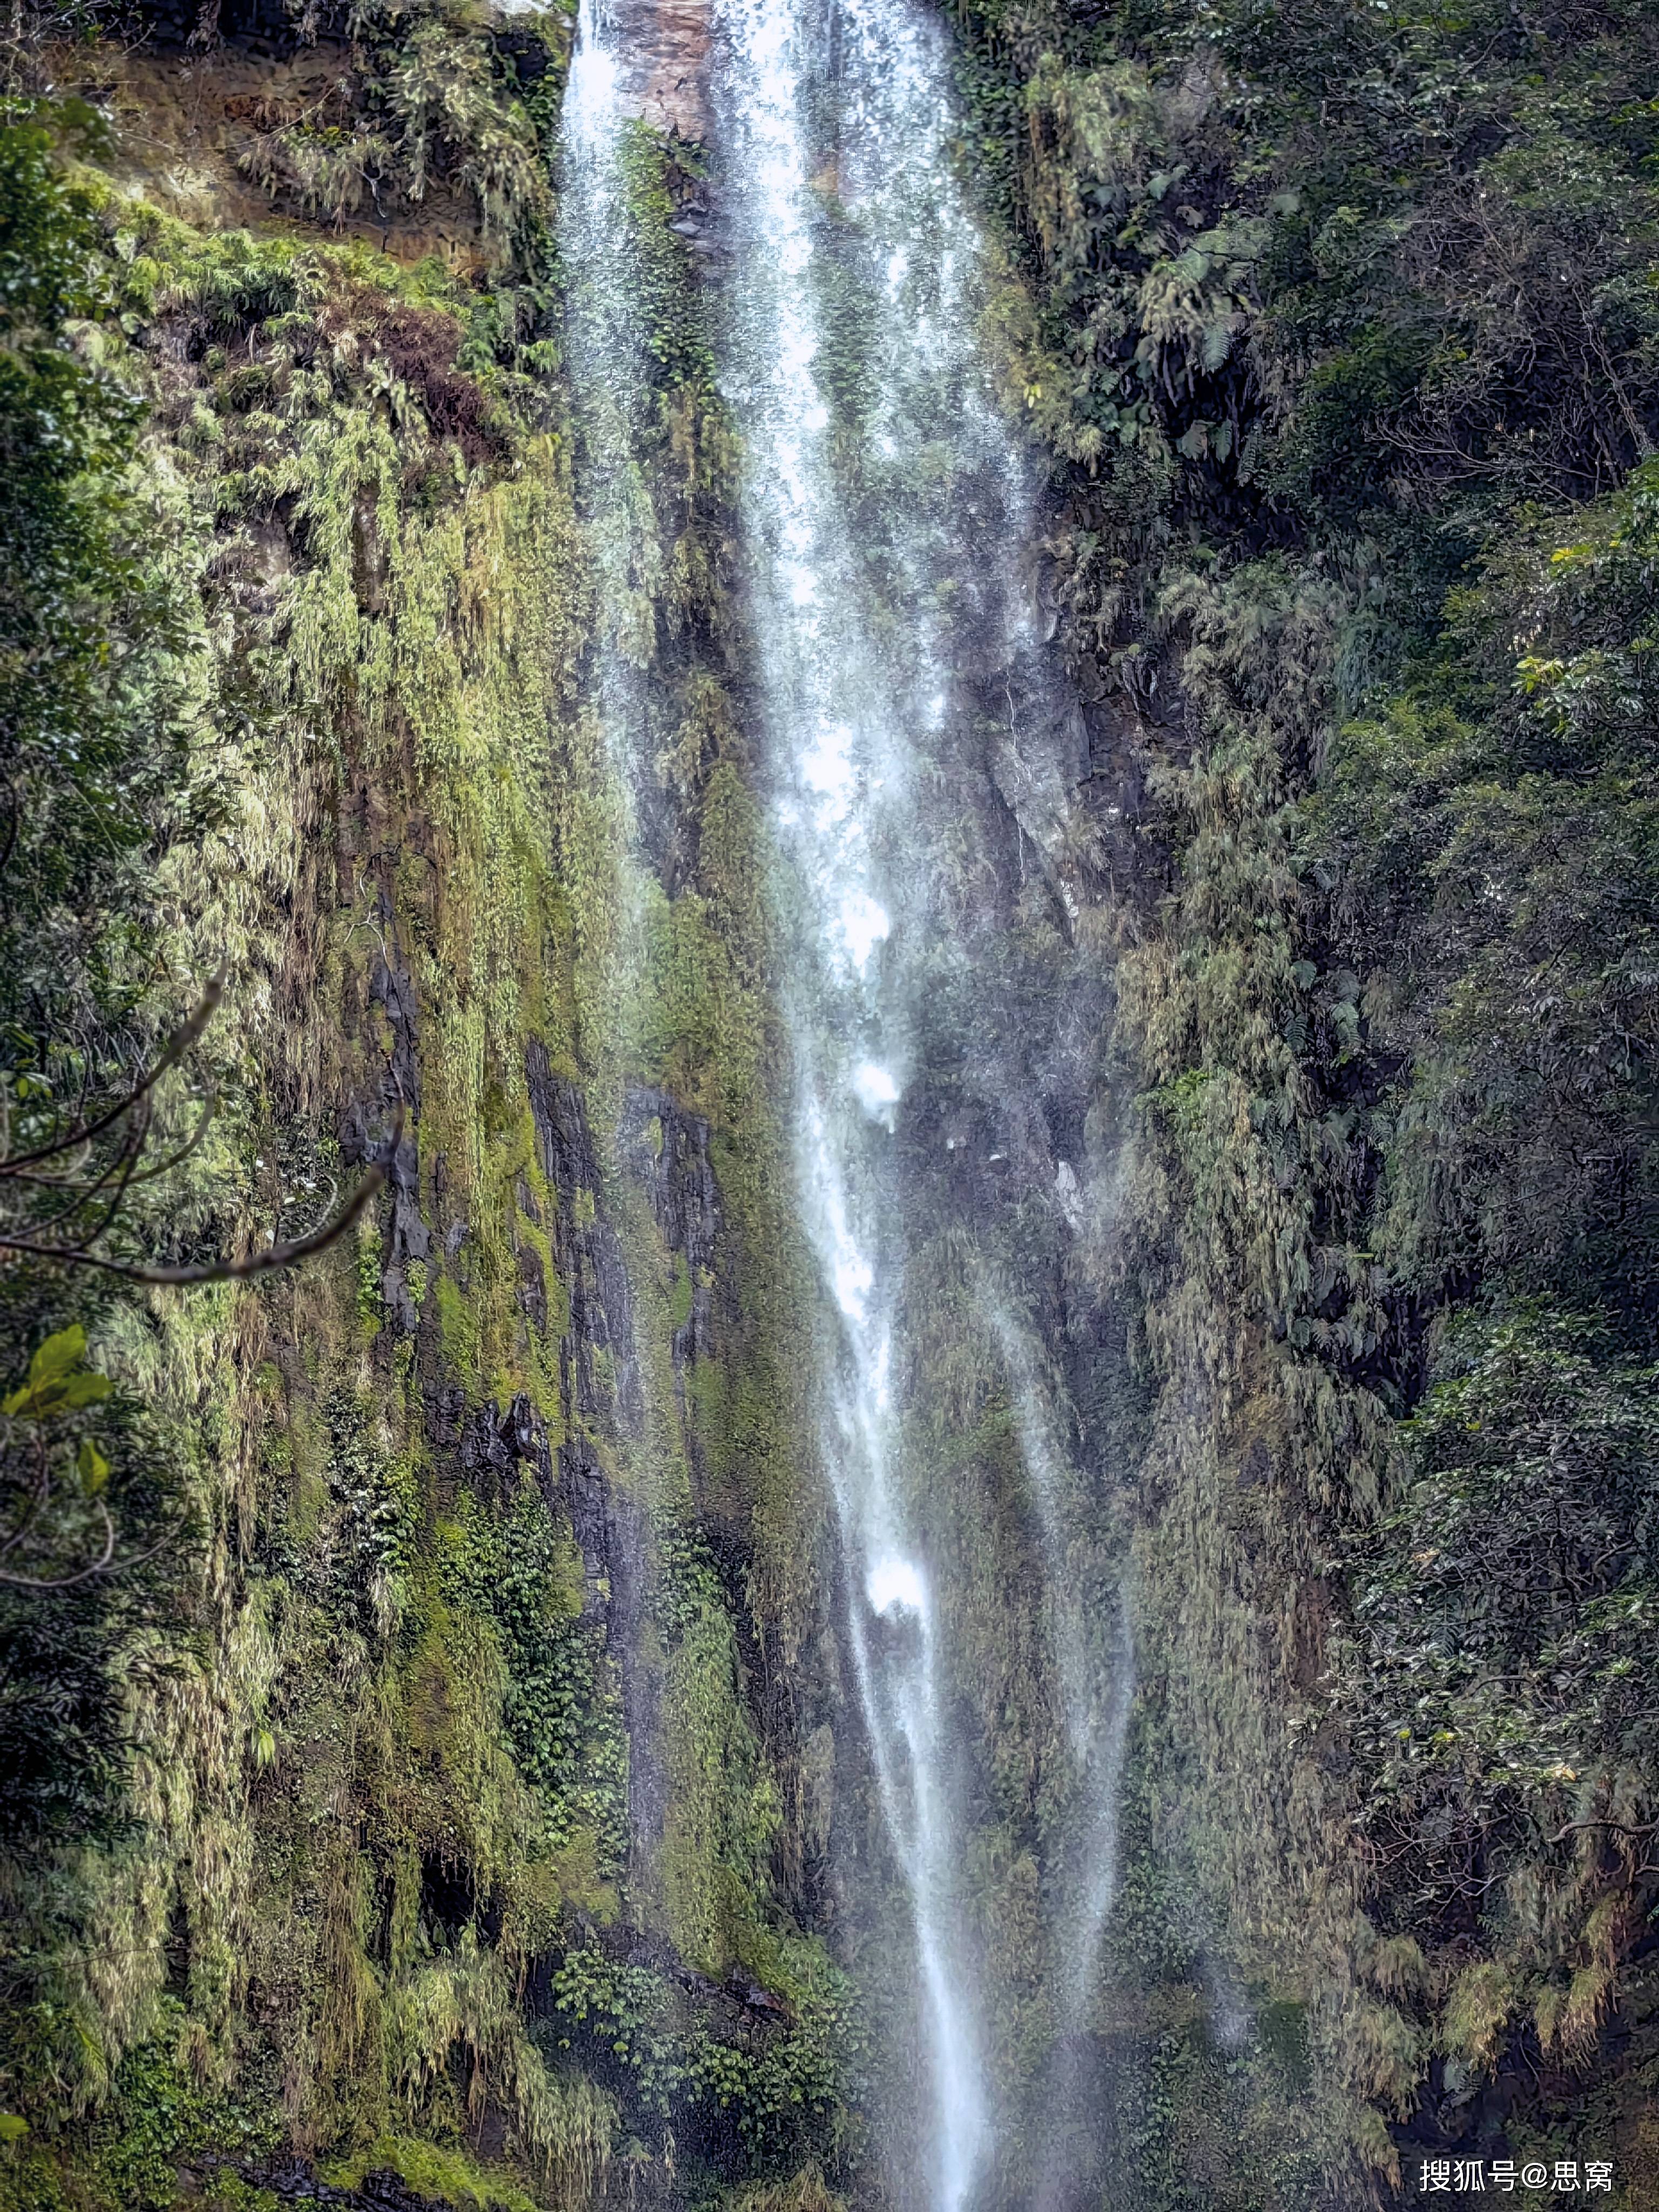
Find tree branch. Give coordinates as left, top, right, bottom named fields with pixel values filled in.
left=0, top=966, right=226, bottom=1174
left=1548, top=1817, right=1658, bottom=1846
left=0, top=1125, right=395, bottom=1286
left=0, top=1495, right=117, bottom=1588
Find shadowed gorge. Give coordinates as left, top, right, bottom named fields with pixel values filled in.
left=2, top=0, right=1658, bottom=2208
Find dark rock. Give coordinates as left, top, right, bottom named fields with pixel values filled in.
left=525, top=1042, right=643, bottom=1435
left=622, top=1084, right=719, bottom=1367
left=249, top=2155, right=457, bottom=2207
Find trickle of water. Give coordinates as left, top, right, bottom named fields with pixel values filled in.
left=561, top=0, right=662, bottom=740
left=994, top=1305, right=1136, bottom=2015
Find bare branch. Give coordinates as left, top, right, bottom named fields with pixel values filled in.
left=4, top=1093, right=217, bottom=1192
left=0, top=1106, right=402, bottom=1285
left=1548, top=1817, right=1658, bottom=1846
left=127, top=1144, right=390, bottom=1284
left=25, top=1094, right=151, bottom=1238
left=0, top=967, right=226, bottom=1174
left=0, top=1502, right=192, bottom=1589
left=0, top=1496, right=116, bottom=1589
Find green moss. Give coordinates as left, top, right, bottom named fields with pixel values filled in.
left=1, top=55, right=853, bottom=2208
left=355, top=1216, right=385, bottom=1332
left=201, top=2181, right=282, bottom=2212
left=320, top=2133, right=539, bottom=2212
left=616, top=126, right=718, bottom=393
left=435, top=1272, right=483, bottom=1378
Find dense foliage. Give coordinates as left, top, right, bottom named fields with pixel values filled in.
left=1, top=107, right=166, bottom=969
left=0, top=103, right=201, bottom=1884
left=940, top=0, right=1659, bottom=2193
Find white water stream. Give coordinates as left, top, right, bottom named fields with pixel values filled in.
left=559, top=1, right=1134, bottom=2203
left=709, top=5, right=1028, bottom=2207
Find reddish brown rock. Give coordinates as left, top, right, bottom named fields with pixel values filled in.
left=611, top=0, right=714, bottom=140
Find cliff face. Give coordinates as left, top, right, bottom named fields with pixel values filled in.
left=1, top=8, right=862, bottom=2206
left=608, top=0, right=713, bottom=137
left=3, top=0, right=1658, bottom=2209
left=939, top=0, right=1659, bottom=2203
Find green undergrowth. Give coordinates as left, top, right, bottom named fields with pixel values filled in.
left=537, top=1932, right=865, bottom=2168
left=318, top=2134, right=543, bottom=2211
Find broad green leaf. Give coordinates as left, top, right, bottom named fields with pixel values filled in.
left=4, top=1327, right=112, bottom=1420
left=53, top=1372, right=112, bottom=1412
left=29, top=1325, right=87, bottom=1384
left=77, top=1437, right=110, bottom=1495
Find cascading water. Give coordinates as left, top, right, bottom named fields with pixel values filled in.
left=559, top=0, right=1135, bottom=2200
left=707, top=4, right=1029, bottom=2205
left=562, top=0, right=652, bottom=713
left=707, top=4, right=1135, bottom=2201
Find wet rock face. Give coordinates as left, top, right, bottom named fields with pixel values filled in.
left=610, top=0, right=713, bottom=138
left=522, top=1043, right=662, bottom=1862
left=525, top=1041, right=643, bottom=1439
left=623, top=1084, right=719, bottom=1368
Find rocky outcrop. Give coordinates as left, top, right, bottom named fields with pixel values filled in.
left=611, top=0, right=713, bottom=139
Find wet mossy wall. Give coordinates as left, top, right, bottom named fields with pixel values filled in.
left=939, top=0, right=1659, bottom=2203
left=0, top=32, right=861, bottom=2212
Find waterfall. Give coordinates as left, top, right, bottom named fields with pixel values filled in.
left=708, top=4, right=1029, bottom=2207
left=559, top=0, right=1134, bottom=2201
